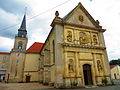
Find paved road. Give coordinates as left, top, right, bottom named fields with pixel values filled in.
left=35, top=86, right=120, bottom=90
left=0, top=83, right=120, bottom=90
left=0, top=83, right=53, bottom=90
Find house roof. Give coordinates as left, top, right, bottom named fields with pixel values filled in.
left=110, top=65, right=117, bottom=69
left=0, top=52, right=10, bottom=54
left=27, top=42, right=44, bottom=53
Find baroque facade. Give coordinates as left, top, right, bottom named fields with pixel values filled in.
left=0, top=2, right=111, bottom=88
left=39, top=3, right=111, bottom=88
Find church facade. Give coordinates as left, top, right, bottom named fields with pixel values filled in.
left=0, top=2, right=111, bottom=88
left=39, top=3, right=111, bottom=88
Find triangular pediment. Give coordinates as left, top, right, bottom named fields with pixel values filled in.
left=63, top=3, right=98, bottom=28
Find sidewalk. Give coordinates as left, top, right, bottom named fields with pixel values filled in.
left=0, top=82, right=53, bottom=90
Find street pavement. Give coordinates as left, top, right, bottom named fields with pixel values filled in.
left=0, top=83, right=120, bottom=90
left=0, top=83, right=53, bottom=90
left=35, top=86, right=120, bottom=90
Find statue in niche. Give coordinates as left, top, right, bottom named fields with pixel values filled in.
left=67, top=31, right=72, bottom=42
left=97, top=60, right=103, bottom=72
left=68, top=59, right=74, bottom=73
left=79, top=32, right=87, bottom=45
left=93, top=35, right=98, bottom=45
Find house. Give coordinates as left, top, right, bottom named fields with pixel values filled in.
left=0, top=52, right=10, bottom=81
left=110, top=65, right=120, bottom=79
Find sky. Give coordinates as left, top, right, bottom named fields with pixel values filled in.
left=0, top=0, right=120, bottom=60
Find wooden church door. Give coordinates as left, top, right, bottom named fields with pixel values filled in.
left=83, top=64, right=93, bottom=85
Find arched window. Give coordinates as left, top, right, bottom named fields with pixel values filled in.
left=18, top=41, right=23, bottom=49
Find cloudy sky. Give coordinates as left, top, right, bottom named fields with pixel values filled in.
left=0, top=0, right=120, bottom=60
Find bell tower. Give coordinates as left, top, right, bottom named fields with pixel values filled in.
left=12, top=14, right=28, bottom=51
left=7, top=14, right=28, bottom=82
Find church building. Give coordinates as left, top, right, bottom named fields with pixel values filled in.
left=39, top=3, right=111, bottom=88
left=0, top=2, right=111, bottom=88
left=5, top=14, right=43, bottom=83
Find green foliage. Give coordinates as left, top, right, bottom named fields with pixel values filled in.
left=43, top=82, right=49, bottom=85
left=111, top=80, right=114, bottom=85
left=102, top=78, right=108, bottom=85
left=109, top=59, right=120, bottom=65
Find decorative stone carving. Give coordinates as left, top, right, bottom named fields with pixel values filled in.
left=55, top=11, right=59, bottom=17
left=79, top=15, right=84, bottom=22
left=79, top=32, right=87, bottom=45
left=68, top=59, right=74, bottom=73
left=67, top=31, right=72, bottom=42
left=93, top=35, right=98, bottom=45
left=97, top=60, right=103, bottom=72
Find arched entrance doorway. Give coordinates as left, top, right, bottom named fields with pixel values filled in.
left=83, top=64, right=93, bottom=85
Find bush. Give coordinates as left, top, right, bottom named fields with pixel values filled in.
left=111, top=80, right=114, bottom=85
left=43, top=82, right=49, bottom=85
left=102, top=78, right=108, bottom=85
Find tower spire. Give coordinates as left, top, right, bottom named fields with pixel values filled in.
left=18, top=8, right=27, bottom=38
left=19, top=7, right=27, bottom=30
left=19, top=14, right=26, bottom=30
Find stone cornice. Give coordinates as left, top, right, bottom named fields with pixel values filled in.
left=51, top=17, right=63, bottom=27
left=51, top=20, right=106, bottom=32
left=11, top=49, right=26, bottom=53
left=63, top=22, right=106, bottom=32
left=63, top=43, right=106, bottom=50
left=63, top=76, right=81, bottom=78
left=96, top=75, right=111, bottom=77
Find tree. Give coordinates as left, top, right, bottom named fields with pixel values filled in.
left=109, top=58, right=120, bottom=65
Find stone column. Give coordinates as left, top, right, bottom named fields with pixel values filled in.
left=75, top=52, right=82, bottom=86
left=64, top=51, right=70, bottom=87
left=64, top=52, right=69, bottom=77
left=101, top=53, right=111, bottom=84
left=92, top=53, right=98, bottom=85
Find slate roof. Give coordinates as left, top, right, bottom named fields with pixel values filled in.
left=27, top=42, right=44, bottom=53
left=19, top=14, right=26, bottom=30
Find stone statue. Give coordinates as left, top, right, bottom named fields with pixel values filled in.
left=79, top=32, right=87, bottom=44
left=93, top=35, right=98, bottom=45
left=67, top=31, right=72, bottom=42
left=68, top=59, right=74, bottom=73
left=97, top=60, right=103, bottom=72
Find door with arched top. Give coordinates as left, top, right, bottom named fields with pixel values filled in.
left=83, top=64, right=93, bottom=85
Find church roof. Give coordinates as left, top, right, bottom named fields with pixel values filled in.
left=0, top=52, right=10, bottom=54
left=27, top=42, right=44, bottom=53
